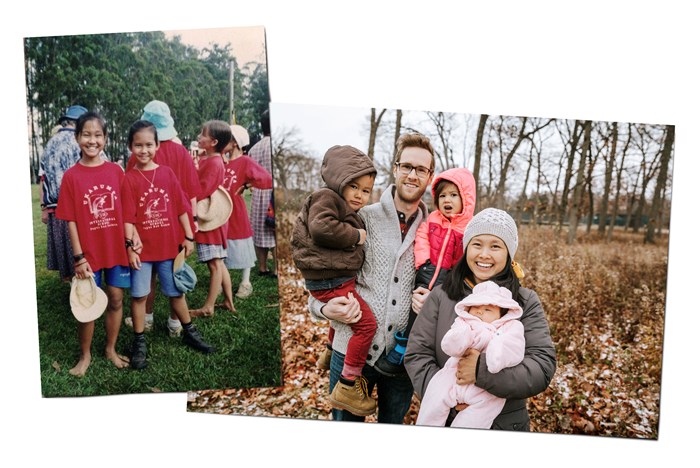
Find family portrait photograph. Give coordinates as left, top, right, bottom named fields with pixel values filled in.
left=188, top=101, right=671, bottom=440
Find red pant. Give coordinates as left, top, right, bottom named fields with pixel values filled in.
left=310, top=278, right=376, bottom=377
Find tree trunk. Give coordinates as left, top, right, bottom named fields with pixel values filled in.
left=473, top=114, right=488, bottom=212
left=608, top=123, right=633, bottom=241
left=516, top=142, right=534, bottom=225
left=559, top=120, right=582, bottom=230
left=585, top=148, right=595, bottom=234
left=567, top=120, right=592, bottom=244
left=494, top=117, right=527, bottom=209
left=645, top=125, right=674, bottom=243
left=367, top=108, right=386, bottom=161
left=388, top=109, right=402, bottom=185
left=598, top=122, right=617, bottom=234
left=585, top=134, right=602, bottom=234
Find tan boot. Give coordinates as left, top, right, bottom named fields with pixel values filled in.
left=329, top=375, right=377, bottom=416
left=317, top=346, right=332, bottom=370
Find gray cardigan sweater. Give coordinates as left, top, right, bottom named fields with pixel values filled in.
left=309, top=185, right=427, bottom=365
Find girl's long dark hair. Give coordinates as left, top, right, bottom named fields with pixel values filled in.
left=442, top=254, right=523, bottom=306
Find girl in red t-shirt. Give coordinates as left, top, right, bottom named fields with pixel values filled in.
left=55, top=111, right=130, bottom=377
left=222, top=125, right=273, bottom=299
left=189, top=120, right=235, bottom=317
left=122, top=120, right=215, bottom=369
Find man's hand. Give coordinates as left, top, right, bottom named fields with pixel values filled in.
left=320, top=293, right=361, bottom=324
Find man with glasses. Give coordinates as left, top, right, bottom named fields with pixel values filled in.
left=308, top=133, right=435, bottom=423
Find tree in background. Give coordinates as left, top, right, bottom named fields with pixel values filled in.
left=25, top=31, right=269, bottom=180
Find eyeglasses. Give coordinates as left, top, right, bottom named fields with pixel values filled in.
left=395, top=162, right=432, bottom=179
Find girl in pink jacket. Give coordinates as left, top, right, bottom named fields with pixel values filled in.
left=416, top=280, right=525, bottom=428
left=375, top=167, right=475, bottom=377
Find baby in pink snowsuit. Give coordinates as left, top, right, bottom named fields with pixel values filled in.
left=416, top=280, right=525, bottom=429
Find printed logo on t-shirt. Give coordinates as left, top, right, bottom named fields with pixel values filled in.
left=139, top=186, right=171, bottom=230
left=83, top=184, right=119, bottom=230
left=223, top=168, right=238, bottom=191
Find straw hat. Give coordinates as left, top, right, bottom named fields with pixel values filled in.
left=197, top=186, right=233, bottom=232
left=69, top=276, right=108, bottom=323
left=173, top=248, right=197, bottom=293
left=230, top=125, right=250, bottom=149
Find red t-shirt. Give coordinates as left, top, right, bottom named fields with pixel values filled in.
left=126, top=140, right=199, bottom=200
left=223, top=155, right=273, bottom=240
left=121, top=165, right=190, bottom=262
left=55, top=161, right=129, bottom=271
left=127, top=140, right=198, bottom=234
left=195, top=154, right=227, bottom=246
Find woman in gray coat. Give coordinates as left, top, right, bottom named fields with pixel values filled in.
left=405, top=208, right=556, bottom=431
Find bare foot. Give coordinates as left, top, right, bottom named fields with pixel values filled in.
left=105, top=350, right=130, bottom=369
left=215, top=299, right=236, bottom=313
left=189, top=307, right=215, bottom=317
left=69, top=354, right=92, bottom=377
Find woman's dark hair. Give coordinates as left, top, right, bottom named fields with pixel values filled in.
left=75, top=111, right=107, bottom=137
left=203, top=120, right=232, bottom=153
left=128, top=120, right=159, bottom=148
left=442, top=253, right=523, bottom=307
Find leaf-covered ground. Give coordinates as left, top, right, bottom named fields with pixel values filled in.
left=188, top=214, right=666, bottom=438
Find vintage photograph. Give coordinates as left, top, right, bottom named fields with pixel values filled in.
left=188, top=101, right=672, bottom=439
left=26, top=26, right=281, bottom=396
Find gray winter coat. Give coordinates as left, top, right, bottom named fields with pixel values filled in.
left=405, top=284, right=556, bottom=431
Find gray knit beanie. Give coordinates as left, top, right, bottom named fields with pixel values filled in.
left=462, top=208, right=519, bottom=260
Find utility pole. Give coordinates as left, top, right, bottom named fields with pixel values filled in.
left=229, top=60, right=236, bottom=124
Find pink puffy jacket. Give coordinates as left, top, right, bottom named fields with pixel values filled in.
left=414, top=167, right=476, bottom=289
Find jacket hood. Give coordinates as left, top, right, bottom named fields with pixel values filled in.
left=321, top=145, right=377, bottom=195
left=454, top=280, right=523, bottom=323
left=431, top=167, right=476, bottom=222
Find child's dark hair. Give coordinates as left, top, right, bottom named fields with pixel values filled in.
left=203, top=120, right=232, bottom=153
left=128, top=120, right=159, bottom=148
left=433, top=179, right=460, bottom=210
left=442, top=253, right=523, bottom=307
left=75, top=111, right=107, bottom=137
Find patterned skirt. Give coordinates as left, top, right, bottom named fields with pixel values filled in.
left=196, top=243, right=228, bottom=263
left=46, top=213, right=74, bottom=279
left=250, top=188, right=276, bottom=248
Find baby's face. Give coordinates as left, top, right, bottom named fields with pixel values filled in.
left=468, top=304, right=501, bottom=323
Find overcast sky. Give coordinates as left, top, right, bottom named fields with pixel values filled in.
left=164, top=26, right=266, bottom=67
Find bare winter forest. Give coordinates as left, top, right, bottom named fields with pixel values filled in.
left=189, top=108, right=672, bottom=439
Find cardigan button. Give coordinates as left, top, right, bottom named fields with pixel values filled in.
left=391, top=299, right=396, bottom=305
left=388, top=325, right=393, bottom=331
left=367, top=354, right=372, bottom=360
left=372, top=344, right=379, bottom=351
left=394, top=277, right=399, bottom=283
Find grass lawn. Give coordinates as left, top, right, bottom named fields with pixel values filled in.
left=31, top=184, right=282, bottom=397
